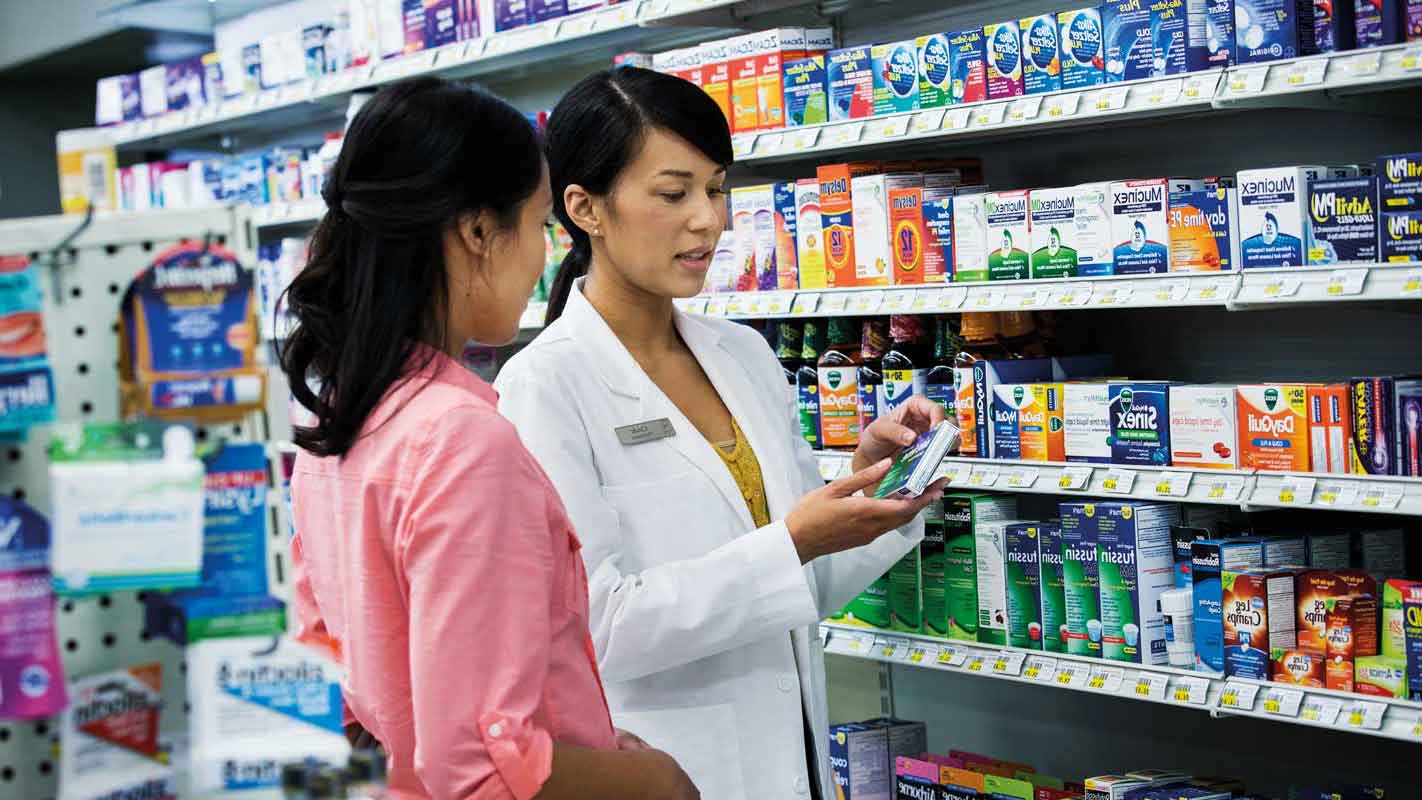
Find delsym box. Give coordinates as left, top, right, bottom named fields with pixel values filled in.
left=889, top=181, right=928, bottom=285
left=783, top=56, right=828, bottom=127
left=1021, top=14, right=1062, bottom=95
left=1039, top=522, right=1068, bottom=653
left=947, top=28, right=988, bottom=104
left=1097, top=502, right=1181, bottom=665
left=1111, top=179, right=1173, bottom=274
left=1169, top=187, right=1239, bottom=271
left=818, top=162, right=876, bottom=288
left=922, top=188, right=954, bottom=284
left=1109, top=382, right=1173, bottom=466
left=1237, top=384, right=1310, bottom=472
left=1350, top=377, right=1396, bottom=475
left=1005, top=523, right=1045, bottom=649
left=1065, top=382, right=1113, bottom=463
left=872, top=40, right=921, bottom=115
left=1234, top=0, right=1318, bottom=63
left=1238, top=166, right=1325, bottom=268
left=1073, top=182, right=1115, bottom=275
left=1308, top=384, right=1353, bottom=474
left=1030, top=187, right=1078, bottom=278
left=773, top=182, right=799, bottom=290
left=984, top=190, right=1032, bottom=281
left=794, top=178, right=827, bottom=289
left=1355, top=0, right=1405, bottom=46
left=984, top=20, right=1025, bottom=99
left=1222, top=567, right=1299, bottom=679
left=1058, top=8, right=1105, bottom=89
left=916, top=33, right=953, bottom=109
left=1193, top=538, right=1266, bottom=675
left=1061, top=502, right=1103, bottom=657
left=827, top=46, right=874, bottom=121
left=1169, top=385, right=1238, bottom=469
left=1307, top=177, right=1379, bottom=264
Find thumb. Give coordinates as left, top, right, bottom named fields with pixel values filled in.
left=828, top=458, right=893, bottom=497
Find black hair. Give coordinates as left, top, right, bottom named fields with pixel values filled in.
left=279, top=77, right=542, bottom=457
left=543, top=66, right=734, bottom=323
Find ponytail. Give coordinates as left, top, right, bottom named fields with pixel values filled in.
left=544, top=233, right=589, bottom=325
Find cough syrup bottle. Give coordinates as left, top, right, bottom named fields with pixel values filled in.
left=924, top=316, right=960, bottom=418
left=797, top=321, right=825, bottom=449
left=882, top=315, right=930, bottom=416
left=857, top=318, right=889, bottom=432
left=818, top=317, right=863, bottom=448
left=775, top=320, right=803, bottom=403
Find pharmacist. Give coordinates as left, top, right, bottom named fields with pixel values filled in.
left=497, top=67, right=951, bottom=800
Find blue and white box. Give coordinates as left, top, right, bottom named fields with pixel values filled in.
left=1103, top=0, right=1190, bottom=80
left=1234, top=0, right=1317, bottom=63
left=1189, top=0, right=1236, bottom=68
left=1111, top=179, right=1177, bottom=274
left=1238, top=165, right=1326, bottom=268
left=1059, top=8, right=1106, bottom=89
left=1381, top=210, right=1422, bottom=262
left=1109, top=382, right=1174, bottom=466
left=1021, top=14, right=1062, bottom=94
left=1354, top=0, right=1404, bottom=47
left=1378, top=152, right=1422, bottom=209
left=1307, top=177, right=1379, bottom=264
left=1192, top=538, right=1265, bottom=675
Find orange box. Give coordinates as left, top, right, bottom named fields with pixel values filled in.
left=889, top=181, right=928, bottom=285
left=1297, top=570, right=1378, bottom=653
left=1236, top=384, right=1310, bottom=472
left=697, top=41, right=733, bottom=128
left=1307, top=384, right=1353, bottom=474
left=652, top=46, right=698, bottom=83
left=1272, top=648, right=1326, bottom=687
left=1325, top=595, right=1379, bottom=692
left=728, top=33, right=763, bottom=134
left=817, top=162, right=878, bottom=288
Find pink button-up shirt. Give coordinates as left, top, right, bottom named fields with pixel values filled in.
left=290, top=348, right=615, bottom=799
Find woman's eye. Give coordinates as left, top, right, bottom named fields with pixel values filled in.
left=659, top=191, right=686, bottom=202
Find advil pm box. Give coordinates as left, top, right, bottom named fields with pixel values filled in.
left=1307, top=177, right=1378, bottom=264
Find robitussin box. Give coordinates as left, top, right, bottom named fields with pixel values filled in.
left=1193, top=538, right=1266, bottom=675
left=1097, top=502, right=1181, bottom=665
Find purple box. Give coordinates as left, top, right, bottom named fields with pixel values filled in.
left=425, top=0, right=460, bottom=46
left=165, top=58, right=205, bottom=111
left=1410, top=0, right=1422, bottom=38
left=531, top=0, right=567, bottom=22
left=403, top=0, right=428, bottom=53
left=1355, top=0, right=1404, bottom=46
left=457, top=0, right=480, bottom=40
left=496, top=0, right=530, bottom=31
left=1316, top=0, right=1357, bottom=52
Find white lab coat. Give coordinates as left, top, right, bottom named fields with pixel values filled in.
left=495, top=281, right=922, bottom=799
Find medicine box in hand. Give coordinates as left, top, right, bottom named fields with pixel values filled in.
left=875, top=422, right=961, bottom=499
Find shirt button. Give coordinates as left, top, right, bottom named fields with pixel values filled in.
left=794, top=776, right=809, bottom=794
left=778, top=675, right=795, bottom=692
left=488, top=723, right=504, bottom=738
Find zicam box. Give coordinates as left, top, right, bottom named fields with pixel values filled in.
left=1111, top=179, right=1174, bottom=274
left=889, top=179, right=928, bottom=285
left=1021, top=14, right=1062, bottom=95
left=1383, top=578, right=1422, bottom=699
left=1065, top=382, right=1113, bottom=463
left=1238, top=165, right=1325, bottom=268
left=1193, top=538, right=1265, bottom=675
left=1059, top=7, right=1106, bottom=88
left=1005, top=523, right=1046, bottom=649
left=984, top=20, right=1025, bottom=99
left=794, top=178, right=827, bottom=289
left=1307, top=176, right=1379, bottom=264
left=1110, top=382, right=1173, bottom=467
left=1222, top=567, right=1299, bottom=679
left=1234, top=0, right=1318, bottom=63
left=947, top=28, right=988, bottom=104
left=1378, top=151, right=1422, bottom=209
left=783, top=56, right=828, bottom=127
left=1169, top=187, right=1239, bottom=272
left=1308, top=384, right=1352, bottom=474
left=1169, top=384, right=1238, bottom=469
left=1030, top=187, right=1078, bottom=278
left=984, top=190, right=1031, bottom=280
left=697, top=40, right=733, bottom=126
left=916, top=33, right=953, bottom=109
left=1072, top=182, right=1115, bottom=275
left=1062, top=502, right=1103, bottom=657
left=1039, top=522, right=1068, bottom=653
left=953, top=189, right=990, bottom=282
left=872, top=41, right=921, bottom=116
left=991, top=383, right=1065, bottom=461
left=818, top=162, right=877, bottom=288
left=922, top=187, right=954, bottom=283
left=853, top=173, right=916, bottom=288
left=1325, top=594, right=1379, bottom=691
left=1098, top=502, right=1181, bottom=665
left=1237, top=384, right=1310, bottom=472
left=1381, top=210, right=1422, bottom=262
left=945, top=493, right=1018, bottom=641
left=827, top=46, right=874, bottom=121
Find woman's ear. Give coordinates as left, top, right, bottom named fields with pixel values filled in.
left=563, top=183, right=601, bottom=237
left=455, top=210, right=497, bottom=258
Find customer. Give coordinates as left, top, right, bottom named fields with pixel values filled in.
left=496, top=67, right=952, bottom=799
left=281, top=77, right=697, bottom=800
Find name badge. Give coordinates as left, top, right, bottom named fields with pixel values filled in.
left=616, top=419, right=676, bottom=446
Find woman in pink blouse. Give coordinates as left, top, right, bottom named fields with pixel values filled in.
left=279, top=78, right=698, bottom=800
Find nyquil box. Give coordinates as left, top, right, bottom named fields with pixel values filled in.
left=1192, top=538, right=1265, bottom=675
left=1238, top=166, right=1326, bottom=268
left=1097, top=502, right=1182, bottom=665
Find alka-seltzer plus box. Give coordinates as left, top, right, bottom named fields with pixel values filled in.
left=1221, top=567, right=1299, bottom=680
left=1111, top=180, right=1174, bottom=275
left=984, top=20, right=1024, bottom=99
left=1038, top=522, right=1069, bottom=653
left=1061, top=502, right=1103, bottom=657
left=1030, top=187, right=1078, bottom=278
left=1065, top=382, right=1113, bottom=463
left=984, top=190, right=1031, bottom=281
left=783, top=56, right=828, bottom=128
left=1103, top=0, right=1188, bottom=81
left=1169, top=187, right=1240, bottom=272
left=947, top=28, right=988, bottom=104
left=1005, top=523, right=1046, bottom=650
left=1021, top=14, right=1062, bottom=95
left=1238, top=165, right=1325, bottom=268
left=1307, top=176, right=1379, bottom=264
left=872, top=41, right=921, bottom=116
left=915, top=34, right=953, bottom=110
left=1169, top=384, right=1239, bottom=469
left=1109, top=382, right=1173, bottom=467
left=1237, top=384, right=1310, bottom=472
left=1058, top=8, right=1105, bottom=90
left=827, top=46, right=874, bottom=122
left=1234, top=0, right=1318, bottom=63
left=1097, top=502, right=1181, bottom=665
left=1193, top=538, right=1265, bottom=675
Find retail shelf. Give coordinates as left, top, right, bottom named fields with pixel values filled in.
left=1215, top=42, right=1422, bottom=105
left=812, top=451, right=1422, bottom=516
left=819, top=622, right=1422, bottom=743
left=673, top=264, right=1420, bottom=320
left=250, top=199, right=326, bottom=230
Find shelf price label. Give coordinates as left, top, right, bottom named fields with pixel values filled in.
left=851, top=290, right=885, bottom=314
left=1002, top=467, right=1039, bottom=489
left=1100, top=468, right=1137, bottom=494
left=1192, top=279, right=1232, bottom=303
left=1133, top=673, right=1168, bottom=701
left=1341, top=51, right=1382, bottom=77
left=1023, top=656, right=1057, bottom=683
left=972, top=103, right=1007, bottom=127
left=786, top=128, right=821, bottom=151
left=1052, top=283, right=1094, bottom=306
left=1326, top=268, right=1367, bottom=297
left=1058, top=467, right=1093, bottom=490
left=1087, top=666, right=1124, bottom=693
left=1095, top=286, right=1133, bottom=306
left=826, top=122, right=865, bottom=146
left=1285, top=58, right=1328, bottom=86
left=939, top=462, right=973, bottom=486
left=906, top=646, right=931, bottom=664
left=742, top=294, right=764, bottom=316
left=971, top=290, right=1006, bottom=309
left=1044, top=92, right=1081, bottom=118
left=991, top=651, right=1026, bottom=676
left=870, top=115, right=911, bottom=139
left=820, top=294, right=850, bottom=314
left=704, top=297, right=727, bottom=317
left=1404, top=46, right=1422, bottom=71
left=965, top=651, right=988, bottom=673
left=1229, top=66, right=1269, bottom=94
left=1145, top=78, right=1182, bottom=106
left=1018, top=289, right=1050, bottom=308
left=1262, top=687, right=1304, bottom=717
left=1007, top=96, right=1042, bottom=122
left=1340, top=700, right=1386, bottom=730
left=1091, top=86, right=1128, bottom=111
left=910, top=289, right=937, bottom=311
left=1357, top=483, right=1404, bottom=510
left=1218, top=681, right=1260, bottom=711
left=681, top=298, right=709, bottom=316
left=1171, top=676, right=1211, bottom=706
left=764, top=292, right=795, bottom=315
left=1315, top=482, right=1357, bottom=507
left=873, top=637, right=898, bottom=659
left=943, top=107, right=972, bottom=131
left=817, top=456, right=846, bottom=481
left=1299, top=696, right=1342, bottom=725
left=1154, top=471, right=1193, bottom=497
left=967, top=467, right=1000, bottom=487
left=731, top=134, right=758, bottom=158
left=792, top=293, right=821, bottom=315
left=884, top=290, right=915, bottom=312
left=1402, top=269, right=1422, bottom=297
left=723, top=294, right=747, bottom=316
left=937, top=645, right=968, bottom=667
left=1055, top=662, right=1090, bottom=689
left=1269, top=476, right=1317, bottom=506
left=1260, top=277, right=1301, bottom=298
left=1153, top=280, right=1188, bottom=303
left=912, top=108, right=948, bottom=133
left=755, top=133, right=784, bottom=155
left=1205, top=477, right=1246, bottom=502
left=1183, top=72, right=1220, bottom=100
left=937, top=287, right=968, bottom=310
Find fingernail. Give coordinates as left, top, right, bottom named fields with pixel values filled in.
left=901, top=432, right=915, bottom=445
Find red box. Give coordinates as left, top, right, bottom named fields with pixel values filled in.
left=1308, top=384, right=1353, bottom=474
left=1325, top=594, right=1379, bottom=692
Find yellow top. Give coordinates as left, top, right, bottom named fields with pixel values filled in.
left=710, top=419, right=771, bottom=528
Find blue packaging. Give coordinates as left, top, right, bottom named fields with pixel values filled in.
left=924, top=188, right=955, bottom=283
left=0, top=497, right=69, bottom=720
left=426, top=0, right=461, bottom=45
left=783, top=56, right=828, bottom=127
left=916, top=33, right=953, bottom=107
left=827, top=46, right=875, bottom=121
left=1315, top=0, right=1358, bottom=51
left=1354, top=0, right=1404, bottom=46
left=1381, top=210, right=1422, bottom=262
left=1109, top=382, right=1172, bottom=466
left=530, top=0, right=567, bottom=24
left=1234, top=0, right=1317, bottom=63
left=1154, top=0, right=1192, bottom=75
left=773, top=181, right=798, bottom=286
left=1021, top=14, right=1062, bottom=94
left=301, top=24, right=328, bottom=80
left=1307, top=177, right=1378, bottom=264
left=947, top=28, right=988, bottom=104
left=1378, top=151, right=1422, bottom=209
left=1202, top=0, right=1237, bottom=67
left=165, top=58, right=205, bottom=111
left=240, top=43, right=263, bottom=95
left=1103, top=0, right=1188, bottom=80
left=1192, top=538, right=1264, bottom=675
left=495, top=0, right=529, bottom=32
left=871, top=40, right=921, bottom=115
left=1059, top=8, right=1106, bottom=89
left=0, top=256, right=56, bottom=433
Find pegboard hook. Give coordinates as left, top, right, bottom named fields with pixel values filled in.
left=43, top=204, right=94, bottom=305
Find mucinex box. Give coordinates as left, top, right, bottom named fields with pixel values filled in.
left=1307, top=177, right=1379, bottom=264
left=1065, top=382, right=1113, bottom=463
left=984, top=190, right=1031, bottom=281
left=916, top=33, right=953, bottom=109
left=1110, top=382, right=1173, bottom=466
left=1111, top=179, right=1174, bottom=274
left=1193, top=538, right=1265, bottom=675
left=1039, top=522, right=1068, bottom=653
left=984, top=20, right=1025, bottom=99
left=1062, top=502, right=1103, bottom=657
left=1234, top=0, right=1318, bottom=63
left=1097, top=502, right=1181, bottom=665
left=1030, top=187, right=1078, bottom=278
left=1169, top=187, right=1239, bottom=271
left=1021, top=14, right=1062, bottom=95
left=827, top=46, right=874, bottom=121
left=1238, top=166, right=1325, bottom=268
left=1237, top=384, right=1310, bottom=472
left=872, top=41, right=921, bottom=115
left=953, top=189, right=991, bottom=282
left=1059, top=8, right=1106, bottom=89
left=1005, top=523, right=1046, bottom=649
left=947, top=28, right=988, bottom=104
left=1169, top=384, right=1238, bottom=469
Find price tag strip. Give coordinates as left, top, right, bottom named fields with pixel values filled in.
left=1205, top=477, right=1246, bottom=502
left=873, top=637, right=900, bottom=660
left=1341, top=51, right=1382, bottom=78
left=967, top=466, right=1000, bottom=487
left=964, top=650, right=989, bottom=674
left=1100, top=468, right=1137, bottom=494
left=884, top=290, right=915, bottom=312
left=1023, top=656, right=1057, bottom=683
left=1052, top=283, right=1094, bottom=306
left=1087, top=666, right=1125, bottom=693
left=755, top=133, right=784, bottom=155
left=1182, top=71, right=1221, bottom=101
left=703, top=297, right=727, bottom=317
left=1357, top=483, right=1405, bottom=511
left=792, top=293, right=821, bottom=315
left=826, top=122, right=865, bottom=146
left=764, top=292, right=795, bottom=315
left=991, top=651, right=1027, bottom=676
left=937, top=644, right=968, bottom=668
left=871, top=115, right=912, bottom=139
left=1171, top=676, right=1211, bottom=706
left=820, top=294, right=850, bottom=314
left=940, top=462, right=973, bottom=486
left=1261, top=687, right=1304, bottom=717
left=1044, top=92, right=1082, bottom=119
left=785, top=128, right=821, bottom=152
left=1285, top=58, right=1329, bottom=87
left=1054, top=661, right=1091, bottom=689
left=1255, top=476, right=1316, bottom=506
left=1145, top=78, right=1183, bottom=106
left=1192, top=279, right=1234, bottom=303
left=1154, top=471, right=1193, bottom=497
left=1299, top=696, right=1343, bottom=726
left=1002, top=467, right=1039, bottom=489
left=1314, top=481, right=1358, bottom=507
left=937, top=287, right=968, bottom=310
left=1153, top=280, right=1189, bottom=304
left=942, top=107, right=972, bottom=131
left=1058, top=466, right=1093, bottom=490
left=1007, top=96, right=1043, bottom=122
left=912, top=108, right=948, bottom=133
left=1403, top=45, right=1422, bottom=71
left=973, top=103, right=1007, bottom=127
left=1340, top=700, right=1386, bottom=730
left=1218, top=681, right=1260, bottom=711
left=1229, top=65, right=1270, bottom=94
left=1133, top=672, right=1169, bottom=702
left=851, top=290, right=886, bottom=314
left=732, top=134, right=758, bottom=158
left=1324, top=266, right=1366, bottom=297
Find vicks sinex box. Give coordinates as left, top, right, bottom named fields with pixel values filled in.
left=1030, top=187, right=1078, bottom=278
left=1169, top=384, right=1238, bottom=469
left=1058, top=8, right=1105, bottom=90
left=1097, top=502, right=1181, bottom=665
left=1221, top=567, right=1299, bottom=680
left=984, top=190, right=1031, bottom=281
left=1109, top=382, right=1173, bottom=467
left=1238, top=165, right=1326, bottom=268
left=1020, top=14, right=1062, bottom=95
left=1110, top=179, right=1175, bottom=274
left=984, top=21, right=1025, bottom=99
left=1038, top=522, right=1068, bottom=653
left=1061, top=502, right=1103, bottom=657
left=1005, top=523, right=1046, bottom=649
left=1192, top=538, right=1265, bottom=675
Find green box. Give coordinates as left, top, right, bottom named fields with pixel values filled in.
left=943, top=492, right=1017, bottom=641
left=1005, top=523, right=1045, bottom=650
left=889, top=544, right=923, bottom=633
left=838, top=573, right=892, bottom=629
left=1061, top=502, right=1102, bottom=657
left=1038, top=522, right=1067, bottom=653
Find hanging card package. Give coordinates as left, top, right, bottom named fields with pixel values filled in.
left=0, top=497, right=68, bottom=719
left=58, top=664, right=174, bottom=800
left=0, top=255, right=56, bottom=433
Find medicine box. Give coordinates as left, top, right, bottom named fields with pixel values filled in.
left=773, top=182, right=799, bottom=290
left=1355, top=0, right=1405, bottom=46
left=1296, top=569, right=1377, bottom=653
left=1308, top=532, right=1353, bottom=568
left=1021, top=14, right=1062, bottom=95
left=1315, top=0, right=1356, bottom=52
left=1103, top=0, right=1189, bottom=79
left=984, top=190, right=1031, bottom=281
left=1378, top=151, right=1422, bottom=209
left=818, top=162, right=877, bottom=288
left=1354, top=654, right=1408, bottom=698
left=916, top=34, right=953, bottom=109
left=1359, top=528, right=1407, bottom=586
left=1154, top=0, right=1191, bottom=75
left=1236, top=384, right=1310, bottom=472
left=1058, top=8, right=1105, bottom=89
left=1234, top=0, right=1318, bottom=63
left=728, top=186, right=762, bottom=293
left=852, top=173, right=915, bottom=289
left=947, top=28, right=988, bottom=104
left=1097, top=502, right=1181, bottom=665
left=1383, top=579, right=1422, bottom=698
left=920, top=506, right=949, bottom=638
left=952, top=190, right=990, bottom=282
left=944, top=494, right=1018, bottom=641
left=888, top=180, right=928, bottom=285
left=971, top=358, right=1055, bottom=457
left=1381, top=210, right=1422, bottom=262
left=1274, top=647, right=1326, bottom=686
left=1039, top=522, right=1068, bottom=653
left=1172, top=526, right=1206, bottom=588
left=1238, top=165, right=1326, bottom=268
left=1030, top=187, right=1078, bottom=278
left=1169, top=187, right=1239, bottom=271
left=922, top=187, right=954, bottom=284
left=984, top=21, right=1024, bottom=99
left=1109, top=382, right=1173, bottom=467
left=1307, top=177, right=1379, bottom=264
left=747, top=184, right=779, bottom=291
left=1169, top=384, right=1238, bottom=469
left=990, top=383, right=1063, bottom=461
left=829, top=720, right=927, bottom=800
left=1061, top=502, right=1103, bottom=657
left=783, top=56, right=828, bottom=127
left=698, top=41, right=733, bottom=126
left=827, top=46, right=874, bottom=121
left=1110, top=180, right=1174, bottom=274
left=1222, top=567, right=1299, bottom=679
left=794, top=179, right=827, bottom=289
left=1262, top=536, right=1308, bottom=567
left=1196, top=0, right=1236, bottom=68
left=976, top=518, right=1017, bottom=646
left=1005, top=523, right=1045, bottom=649
left=888, top=541, right=922, bottom=633
left=727, top=33, right=763, bottom=133
left=1307, top=384, right=1353, bottom=474
left=872, top=41, right=921, bottom=115
left=1192, top=538, right=1265, bottom=675
left=1065, top=382, right=1112, bottom=463
left=1068, top=182, right=1114, bottom=276
left=1324, top=594, right=1379, bottom=691
left=1350, top=377, right=1396, bottom=475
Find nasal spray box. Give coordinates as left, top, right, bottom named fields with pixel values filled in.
left=872, top=41, right=921, bottom=115
left=852, top=173, right=914, bottom=288
left=1111, top=179, right=1175, bottom=274
left=1039, top=522, right=1069, bottom=653
left=944, top=493, right=1018, bottom=641
left=1169, top=384, right=1239, bottom=469
left=1238, top=166, right=1326, bottom=268
left=1021, top=14, right=1062, bottom=95
left=953, top=189, right=991, bottom=282
left=1192, top=538, right=1265, bottom=675
left=1169, top=187, right=1240, bottom=272
left=1110, top=382, right=1174, bottom=467
left=1065, top=382, right=1113, bottom=463
left=1030, top=187, right=1079, bottom=278
left=1222, top=567, right=1300, bottom=679
left=1237, top=384, right=1310, bottom=472
left=984, top=190, right=1032, bottom=280
left=947, top=28, right=988, bottom=104
left=1307, top=176, right=1379, bottom=264
left=985, top=21, right=1024, bottom=99
left=1097, top=502, right=1182, bottom=665
left=1234, top=0, right=1318, bottom=63
left=1061, top=502, right=1103, bottom=657
left=1072, top=182, right=1115, bottom=275
left=1058, top=8, right=1105, bottom=89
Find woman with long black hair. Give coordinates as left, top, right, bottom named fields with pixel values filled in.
left=281, top=77, right=697, bottom=800
left=496, top=67, right=953, bottom=799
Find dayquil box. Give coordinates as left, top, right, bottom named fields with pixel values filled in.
left=984, top=20, right=1025, bottom=99
left=1097, top=502, right=1181, bottom=665
left=1029, top=187, right=1078, bottom=279
left=1193, top=538, right=1265, bottom=675
left=1061, top=502, right=1103, bottom=657
left=852, top=173, right=915, bottom=289
left=794, top=178, right=827, bottom=289
left=1005, top=523, right=1046, bottom=649
left=697, top=41, right=733, bottom=126
left=872, top=40, right=921, bottom=115
left=1038, top=522, right=1068, bottom=653
left=827, top=45, right=874, bottom=121
left=916, top=33, right=953, bottom=109
left=1064, top=382, right=1112, bottom=463
left=984, top=190, right=1032, bottom=281
left=947, top=28, right=988, bottom=104
left=818, top=162, right=878, bottom=288
left=1109, top=382, right=1173, bottom=467
left=1324, top=594, right=1379, bottom=692
left=1169, top=384, right=1238, bottom=469
left=1384, top=578, right=1422, bottom=699
left=1020, top=14, right=1062, bottom=95
left=991, top=383, right=1065, bottom=461
left=944, top=494, right=1018, bottom=641
left=1221, top=567, right=1299, bottom=680
left=888, top=180, right=928, bottom=285
left=1296, top=569, right=1377, bottom=653
left=1307, top=384, right=1353, bottom=474
left=1236, top=384, right=1310, bottom=472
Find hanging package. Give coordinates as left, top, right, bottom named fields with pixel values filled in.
left=0, top=254, right=57, bottom=433
left=0, top=497, right=69, bottom=719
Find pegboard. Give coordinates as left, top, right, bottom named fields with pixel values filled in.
left=0, top=208, right=290, bottom=800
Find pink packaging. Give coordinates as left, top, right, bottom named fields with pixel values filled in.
left=0, top=499, right=69, bottom=719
